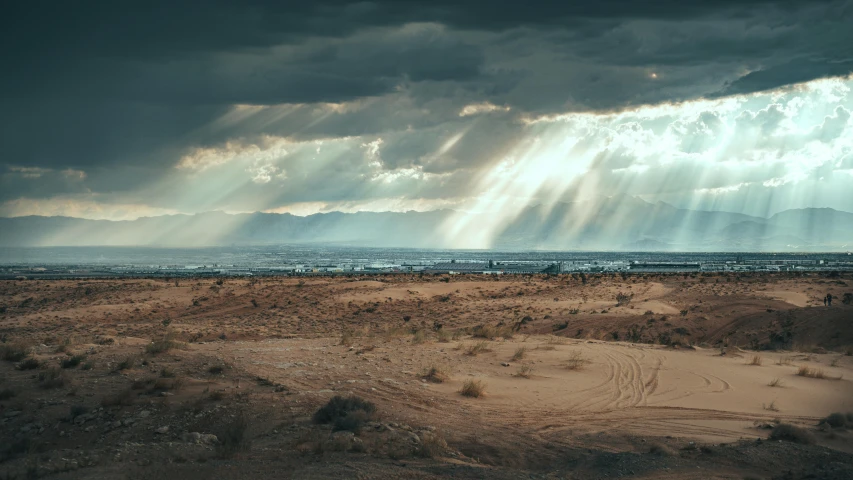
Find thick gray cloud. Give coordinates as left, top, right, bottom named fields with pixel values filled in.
left=1, top=1, right=852, bottom=218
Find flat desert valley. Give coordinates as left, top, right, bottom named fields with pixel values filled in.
left=2, top=273, right=853, bottom=479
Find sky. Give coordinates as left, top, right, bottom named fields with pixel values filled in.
left=2, top=1, right=853, bottom=224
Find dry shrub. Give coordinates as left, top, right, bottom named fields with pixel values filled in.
left=436, top=329, right=453, bottom=343
left=0, top=342, right=30, bottom=362
left=114, top=355, right=137, bottom=371
left=16, top=357, right=41, bottom=370
left=340, top=331, right=354, bottom=347
left=472, top=325, right=498, bottom=340
left=464, top=341, right=492, bottom=356
left=777, top=356, right=794, bottom=366
left=460, top=379, right=486, bottom=398
left=420, top=365, right=449, bottom=383
left=417, top=430, right=448, bottom=458
left=537, top=344, right=557, bottom=351
left=38, top=368, right=69, bottom=389
left=821, top=413, right=850, bottom=429
left=769, top=424, right=815, bottom=444
left=515, top=364, right=534, bottom=378
left=0, top=388, right=16, bottom=400
left=763, top=400, right=779, bottom=412
left=61, top=354, right=86, bottom=369
left=648, top=442, right=676, bottom=456
left=145, top=332, right=183, bottom=355
left=511, top=346, right=527, bottom=361
left=768, top=377, right=783, bottom=387
left=748, top=355, right=763, bottom=366
left=412, top=330, right=428, bottom=344
left=313, top=395, right=376, bottom=433
left=796, top=365, right=840, bottom=379
left=216, top=414, right=250, bottom=458
left=564, top=350, right=588, bottom=370
left=101, top=388, right=135, bottom=407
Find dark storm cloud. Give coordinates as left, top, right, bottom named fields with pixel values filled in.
left=1, top=0, right=852, bottom=210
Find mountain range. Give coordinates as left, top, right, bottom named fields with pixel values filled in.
left=1, top=196, right=851, bottom=251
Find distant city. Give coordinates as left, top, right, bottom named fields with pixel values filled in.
left=1, top=246, right=851, bottom=279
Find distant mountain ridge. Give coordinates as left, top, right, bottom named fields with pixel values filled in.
left=1, top=198, right=851, bottom=251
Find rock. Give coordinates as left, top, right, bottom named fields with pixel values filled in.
left=138, top=410, right=151, bottom=418
left=159, top=392, right=174, bottom=397
left=501, top=362, right=510, bottom=367
left=155, top=426, right=169, bottom=434
left=4, top=411, right=21, bottom=418
left=199, top=433, right=218, bottom=444
left=182, top=432, right=202, bottom=443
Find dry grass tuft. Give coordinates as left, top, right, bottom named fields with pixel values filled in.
left=768, top=377, right=783, bottom=387
left=515, top=364, right=535, bottom=378
left=340, top=331, right=354, bottom=347
left=460, top=379, right=486, bottom=398
left=420, top=365, right=449, bottom=383
left=512, top=346, right=527, bottom=361
left=436, top=329, right=453, bottom=343
left=464, top=341, right=492, bottom=356
left=776, top=356, right=794, bottom=366
left=412, top=329, right=428, bottom=344
left=564, top=350, right=588, bottom=370
left=747, top=355, right=763, bottom=366
left=797, top=365, right=828, bottom=379
left=763, top=400, right=779, bottom=412
left=145, top=332, right=184, bottom=355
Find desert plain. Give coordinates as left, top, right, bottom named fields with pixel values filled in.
left=1, top=272, right=853, bottom=479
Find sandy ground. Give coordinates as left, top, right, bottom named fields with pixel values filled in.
left=1, top=272, right=853, bottom=479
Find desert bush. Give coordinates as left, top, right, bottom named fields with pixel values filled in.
left=417, top=430, right=449, bottom=458
left=313, top=395, right=376, bottom=432
left=115, top=355, right=137, bottom=371
left=796, top=366, right=834, bottom=379
left=146, top=332, right=183, bottom=354
left=648, top=442, right=677, bottom=456
left=152, top=377, right=184, bottom=392
left=0, top=342, right=29, bottom=362
left=564, top=350, right=588, bottom=370
left=208, top=365, right=224, bottom=374
left=820, top=412, right=851, bottom=429
left=763, top=400, right=779, bottom=412
left=420, top=365, right=449, bottom=383
left=460, top=379, right=486, bottom=398
left=412, top=329, right=428, bottom=344
left=769, top=424, right=815, bottom=444
left=17, top=357, right=41, bottom=370
left=748, top=355, right=763, bottom=366
left=101, top=388, right=135, bottom=407
left=768, top=378, right=783, bottom=387
left=61, top=355, right=86, bottom=369
left=160, top=367, right=176, bottom=378
left=38, top=368, right=69, bottom=389
left=512, top=346, right=527, bottom=361
left=436, top=329, right=452, bottom=343
left=81, top=361, right=94, bottom=370
left=776, top=356, right=794, bottom=366
left=515, top=364, right=534, bottom=378
left=615, top=292, right=633, bottom=307
left=340, top=331, right=353, bottom=347
left=472, top=325, right=498, bottom=340
left=843, top=292, right=852, bottom=305
left=216, top=414, right=250, bottom=458
left=464, top=341, right=492, bottom=356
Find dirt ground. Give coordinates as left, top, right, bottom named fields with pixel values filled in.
left=1, top=272, right=853, bottom=479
